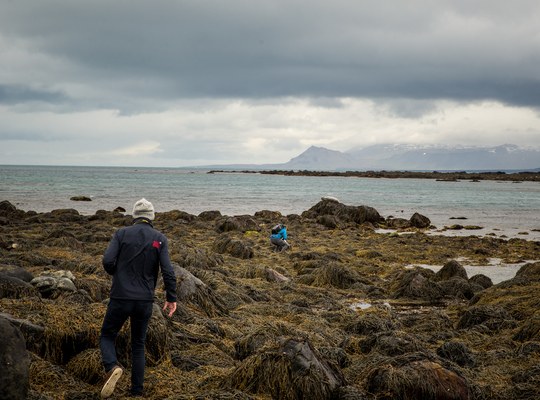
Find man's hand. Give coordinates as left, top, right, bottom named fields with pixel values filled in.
left=163, top=301, right=177, bottom=317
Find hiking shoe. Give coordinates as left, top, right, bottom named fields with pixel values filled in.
left=100, top=366, right=123, bottom=398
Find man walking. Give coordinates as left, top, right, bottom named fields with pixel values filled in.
left=100, top=198, right=177, bottom=398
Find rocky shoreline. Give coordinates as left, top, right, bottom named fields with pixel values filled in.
left=208, top=169, right=540, bottom=182
left=1, top=198, right=540, bottom=399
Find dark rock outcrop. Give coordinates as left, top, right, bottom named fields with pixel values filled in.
left=0, top=274, right=39, bottom=299
left=439, top=277, right=482, bottom=300
left=386, top=217, right=410, bottom=229
left=302, top=199, right=383, bottom=225
left=228, top=338, right=346, bottom=399
left=457, top=305, right=516, bottom=332
left=469, top=274, right=493, bottom=289
left=435, top=260, right=468, bottom=281
left=174, top=265, right=228, bottom=317
left=391, top=269, right=444, bottom=302
left=69, top=196, right=91, bottom=202
left=213, top=234, right=254, bottom=259
left=198, top=210, right=222, bottom=221
left=216, top=216, right=260, bottom=233
left=0, top=264, right=34, bottom=282
left=410, top=212, right=431, bottom=228
left=437, top=341, right=476, bottom=367
left=0, top=317, right=30, bottom=399
left=366, top=355, right=470, bottom=400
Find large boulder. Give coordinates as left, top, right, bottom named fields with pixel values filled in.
left=162, top=209, right=196, bottom=223
left=174, top=264, right=228, bottom=317
left=409, top=212, right=431, bottom=228
left=0, top=317, right=30, bottom=399
left=0, top=264, right=34, bottom=282
left=0, top=200, right=26, bottom=220
left=30, top=270, right=77, bottom=298
left=469, top=274, right=493, bottom=289
left=344, top=311, right=397, bottom=336
left=434, top=260, right=468, bottom=281
left=234, top=324, right=296, bottom=361
left=317, top=214, right=339, bottom=229
left=391, top=269, right=444, bottom=302
left=172, top=247, right=224, bottom=270
left=513, top=313, right=540, bottom=342
left=437, top=341, right=476, bottom=368
left=508, top=261, right=540, bottom=285
left=216, top=215, right=260, bottom=233
left=213, top=234, right=254, bottom=259
left=228, top=338, right=346, bottom=400
left=0, top=200, right=18, bottom=214
left=49, top=208, right=84, bottom=222
left=457, top=305, right=516, bottom=332
left=0, top=274, right=40, bottom=299
left=65, top=348, right=103, bottom=384
left=366, top=356, right=470, bottom=400
left=439, top=277, right=483, bottom=300
left=302, top=199, right=383, bottom=225
left=254, top=210, right=283, bottom=222
left=360, top=331, right=422, bottom=356
left=386, top=217, right=410, bottom=229
left=297, top=264, right=364, bottom=289
left=198, top=210, right=222, bottom=221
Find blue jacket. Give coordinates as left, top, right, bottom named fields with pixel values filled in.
left=270, top=227, right=287, bottom=240
left=102, top=218, right=177, bottom=302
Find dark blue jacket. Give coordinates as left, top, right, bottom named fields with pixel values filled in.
left=102, top=218, right=177, bottom=302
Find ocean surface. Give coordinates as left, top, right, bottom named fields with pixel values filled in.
left=1, top=165, right=539, bottom=241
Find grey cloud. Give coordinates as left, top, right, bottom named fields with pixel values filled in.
left=0, top=84, right=67, bottom=105
left=308, top=97, right=346, bottom=109
left=1, top=0, right=539, bottom=112
left=378, top=99, right=439, bottom=119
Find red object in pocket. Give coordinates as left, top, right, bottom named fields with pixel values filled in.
left=152, top=240, right=160, bottom=249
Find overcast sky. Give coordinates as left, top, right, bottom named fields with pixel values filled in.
left=1, top=0, right=539, bottom=167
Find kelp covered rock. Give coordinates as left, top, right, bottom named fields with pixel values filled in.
left=366, top=354, right=470, bottom=400
left=302, top=198, right=383, bottom=225
left=213, top=234, right=254, bottom=259
left=174, top=264, right=228, bottom=316
left=391, top=268, right=444, bottom=302
left=434, top=260, right=468, bottom=281
left=228, top=338, right=346, bottom=400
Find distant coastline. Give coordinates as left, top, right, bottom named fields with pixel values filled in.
left=207, top=169, right=540, bottom=182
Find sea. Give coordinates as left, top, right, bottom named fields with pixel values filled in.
left=1, top=165, right=539, bottom=241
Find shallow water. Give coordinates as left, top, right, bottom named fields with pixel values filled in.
left=406, top=258, right=537, bottom=284
left=1, top=165, right=539, bottom=240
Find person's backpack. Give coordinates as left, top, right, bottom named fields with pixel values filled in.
left=271, top=224, right=284, bottom=234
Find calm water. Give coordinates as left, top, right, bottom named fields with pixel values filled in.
left=1, top=165, right=539, bottom=240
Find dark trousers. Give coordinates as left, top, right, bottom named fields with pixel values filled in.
left=100, top=299, right=153, bottom=394
left=271, top=237, right=290, bottom=251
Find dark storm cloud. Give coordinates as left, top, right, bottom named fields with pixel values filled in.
left=0, top=84, right=67, bottom=105
left=1, top=0, right=539, bottom=110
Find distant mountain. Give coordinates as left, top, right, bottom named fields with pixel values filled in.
left=277, top=144, right=540, bottom=171
left=199, top=144, right=539, bottom=172
left=283, top=146, right=357, bottom=170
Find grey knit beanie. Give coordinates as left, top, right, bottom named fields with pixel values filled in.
left=132, top=198, right=155, bottom=220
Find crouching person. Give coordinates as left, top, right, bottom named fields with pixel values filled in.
left=270, top=223, right=291, bottom=252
